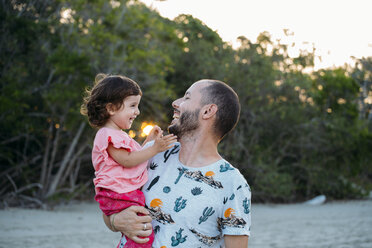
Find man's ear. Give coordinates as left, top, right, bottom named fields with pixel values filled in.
left=202, top=104, right=218, bottom=119
left=106, top=103, right=116, bottom=116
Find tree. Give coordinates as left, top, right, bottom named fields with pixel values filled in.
left=1, top=1, right=371, bottom=206
left=0, top=0, right=178, bottom=207
left=166, top=14, right=233, bottom=95
left=352, top=57, right=372, bottom=122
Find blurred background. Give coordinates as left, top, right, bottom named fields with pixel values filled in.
left=1, top=0, right=372, bottom=209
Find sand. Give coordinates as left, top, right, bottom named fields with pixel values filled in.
left=0, top=200, right=371, bottom=248
left=250, top=200, right=372, bottom=248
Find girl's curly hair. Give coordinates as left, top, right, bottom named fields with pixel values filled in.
left=80, top=73, right=142, bottom=128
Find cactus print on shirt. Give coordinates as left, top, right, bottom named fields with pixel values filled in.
left=119, top=142, right=251, bottom=248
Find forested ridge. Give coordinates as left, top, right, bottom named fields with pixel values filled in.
left=1, top=0, right=371, bottom=208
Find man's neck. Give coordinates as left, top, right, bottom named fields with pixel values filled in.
left=178, top=130, right=221, bottom=168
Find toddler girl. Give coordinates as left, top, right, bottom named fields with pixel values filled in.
left=81, top=74, right=177, bottom=248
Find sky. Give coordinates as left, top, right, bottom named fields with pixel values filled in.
left=140, top=0, right=372, bottom=70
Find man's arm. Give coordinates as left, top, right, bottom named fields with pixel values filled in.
left=224, top=235, right=249, bottom=248
left=102, top=206, right=153, bottom=244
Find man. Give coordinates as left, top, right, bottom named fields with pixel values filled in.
left=104, top=79, right=251, bottom=247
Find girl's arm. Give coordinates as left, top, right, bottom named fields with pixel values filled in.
left=108, top=133, right=177, bottom=168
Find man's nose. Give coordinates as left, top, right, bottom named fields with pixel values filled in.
left=172, top=98, right=180, bottom=109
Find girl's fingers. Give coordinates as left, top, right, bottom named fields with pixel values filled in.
left=163, top=134, right=177, bottom=140
left=166, top=143, right=176, bottom=149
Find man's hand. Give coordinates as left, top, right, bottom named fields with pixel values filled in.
left=104, top=206, right=153, bottom=244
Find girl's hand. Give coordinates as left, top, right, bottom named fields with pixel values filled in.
left=153, top=133, right=177, bottom=153
left=146, top=125, right=162, bottom=142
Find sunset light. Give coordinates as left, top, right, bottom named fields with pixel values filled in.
left=140, top=122, right=155, bottom=137
left=142, top=125, right=154, bottom=136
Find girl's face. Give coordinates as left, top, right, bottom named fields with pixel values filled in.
left=106, top=95, right=141, bottom=130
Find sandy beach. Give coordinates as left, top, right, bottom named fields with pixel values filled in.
left=0, top=200, right=371, bottom=248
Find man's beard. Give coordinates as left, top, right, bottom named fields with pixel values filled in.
left=168, top=108, right=200, bottom=139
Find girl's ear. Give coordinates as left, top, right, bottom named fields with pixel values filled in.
left=202, top=104, right=218, bottom=119
left=106, top=103, right=116, bottom=116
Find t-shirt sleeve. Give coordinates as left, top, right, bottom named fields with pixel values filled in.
left=220, top=170, right=251, bottom=237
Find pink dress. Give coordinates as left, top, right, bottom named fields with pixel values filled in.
left=92, top=127, right=154, bottom=248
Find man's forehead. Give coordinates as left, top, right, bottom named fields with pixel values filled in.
left=186, top=80, right=210, bottom=94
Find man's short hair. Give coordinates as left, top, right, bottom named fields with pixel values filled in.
left=201, top=80, right=240, bottom=139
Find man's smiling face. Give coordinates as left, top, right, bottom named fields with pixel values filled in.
left=168, top=81, right=208, bottom=138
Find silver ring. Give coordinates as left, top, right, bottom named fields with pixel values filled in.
left=143, top=223, right=147, bottom=231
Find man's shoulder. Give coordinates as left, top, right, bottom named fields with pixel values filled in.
left=218, top=160, right=249, bottom=185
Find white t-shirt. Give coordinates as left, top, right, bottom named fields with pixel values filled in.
left=120, top=142, right=251, bottom=248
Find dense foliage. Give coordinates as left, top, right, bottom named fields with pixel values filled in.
left=1, top=0, right=371, bottom=207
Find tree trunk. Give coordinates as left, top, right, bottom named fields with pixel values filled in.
left=60, top=143, right=88, bottom=189
left=39, top=122, right=53, bottom=195
left=46, top=121, right=86, bottom=197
